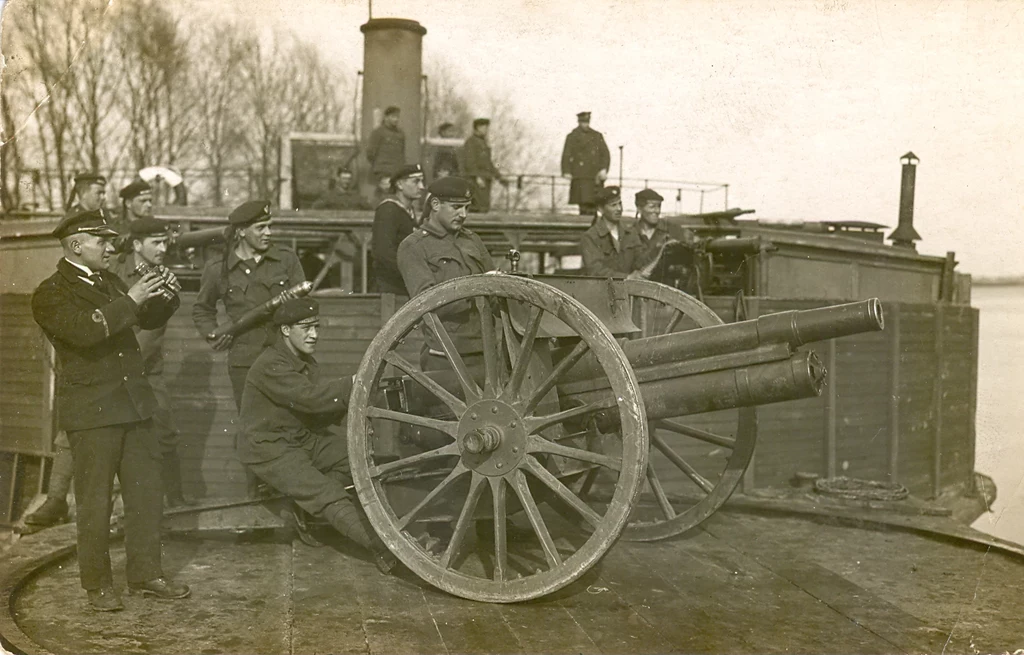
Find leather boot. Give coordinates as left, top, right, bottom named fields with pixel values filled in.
left=161, top=455, right=195, bottom=508
left=23, top=496, right=69, bottom=527
left=322, top=500, right=398, bottom=574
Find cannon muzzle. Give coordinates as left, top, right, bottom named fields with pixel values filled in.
left=563, top=298, right=882, bottom=385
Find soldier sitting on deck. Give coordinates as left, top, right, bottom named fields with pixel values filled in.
left=237, top=297, right=398, bottom=574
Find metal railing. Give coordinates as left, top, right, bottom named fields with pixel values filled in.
left=490, top=174, right=729, bottom=215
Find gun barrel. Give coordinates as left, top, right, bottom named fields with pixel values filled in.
left=172, top=226, right=228, bottom=250
left=562, top=298, right=883, bottom=385
left=210, top=281, right=313, bottom=339
left=571, top=350, right=826, bottom=428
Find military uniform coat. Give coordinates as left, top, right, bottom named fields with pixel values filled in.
left=371, top=198, right=418, bottom=295
left=561, top=126, right=611, bottom=207
left=580, top=220, right=645, bottom=277
left=32, top=258, right=179, bottom=431
left=461, top=134, right=502, bottom=213
left=237, top=338, right=355, bottom=517
left=397, top=221, right=495, bottom=354
left=192, top=245, right=306, bottom=368
left=366, top=125, right=406, bottom=177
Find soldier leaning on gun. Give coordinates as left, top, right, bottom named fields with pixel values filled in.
left=110, top=215, right=193, bottom=508
left=397, top=176, right=495, bottom=370
left=192, top=201, right=306, bottom=409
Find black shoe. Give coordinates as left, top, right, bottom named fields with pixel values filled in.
left=285, top=506, right=324, bottom=548
left=128, top=577, right=191, bottom=599
left=23, top=497, right=69, bottom=527
left=87, top=587, right=124, bottom=612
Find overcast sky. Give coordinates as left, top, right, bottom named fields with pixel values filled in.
left=175, top=1, right=1023, bottom=276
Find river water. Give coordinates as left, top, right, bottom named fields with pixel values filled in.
left=969, top=285, right=1024, bottom=545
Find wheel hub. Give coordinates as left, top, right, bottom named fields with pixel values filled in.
left=457, top=399, right=526, bottom=476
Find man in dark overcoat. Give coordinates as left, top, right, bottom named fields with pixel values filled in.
left=461, top=118, right=506, bottom=213
left=560, top=112, right=611, bottom=216
left=365, top=105, right=407, bottom=180
left=31, top=209, right=190, bottom=612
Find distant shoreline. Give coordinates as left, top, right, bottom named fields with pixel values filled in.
left=973, top=278, right=1024, bottom=287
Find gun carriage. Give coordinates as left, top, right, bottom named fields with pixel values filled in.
left=346, top=271, right=884, bottom=602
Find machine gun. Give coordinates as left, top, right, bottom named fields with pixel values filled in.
left=644, top=218, right=774, bottom=297
left=342, top=274, right=884, bottom=603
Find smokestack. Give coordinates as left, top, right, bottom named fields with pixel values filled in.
left=360, top=18, right=427, bottom=165
left=888, top=151, right=922, bottom=250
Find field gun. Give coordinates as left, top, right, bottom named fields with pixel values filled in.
left=345, top=275, right=883, bottom=603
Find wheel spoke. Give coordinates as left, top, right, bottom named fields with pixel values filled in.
left=657, top=419, right=736, bottom=449
left=370, top=441, right=461, bottom=477
left=637, top=297, right=651, bottom=338
left=424, top=312, right=482, bottom=403
left=396, top=462, right=469, bottom=530
left=664, top=308, right=685, bottom=334
left=526, top=433, right=621, bottom=471
left=501, top=304, right=543, bottom=403
left=440, top=472, right=486, bottom=569
left=646, top=465, right=677, bottom=519
left=475, top=297, right=502, bottom=398
left=522, top=457, right=603, bottom=528
left=383, top=351, right=467, bottom=416
left=522, top=340, right=591, bottom=414
left=651, top=431, right=715, bottom=494
left=366, top=407, right=458, bottom=439
left=510, top=469, right=562, bottom=569
left=490, top=477, right=507, bottom=581
left=524, top=396, right=618, bottom=435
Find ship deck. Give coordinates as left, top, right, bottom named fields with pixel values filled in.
left=2, top=501, right=1021, bottom=655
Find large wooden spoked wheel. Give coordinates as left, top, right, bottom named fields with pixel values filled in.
left=619, top=279, right=757, bottom=542
left=348, top=274, right=648, bottom=603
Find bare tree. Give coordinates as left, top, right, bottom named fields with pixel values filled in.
left=113, top=0, right=194, bottom=172
left=424, top=57, right=474, bottom=137
left=239, top=32, right=348, bottom=200
left=190, top=28, right=252, bottom=206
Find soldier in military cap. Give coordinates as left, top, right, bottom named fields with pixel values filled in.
left=371, top=164, right=425, bottom=295
left=109, top=217, right=193, bottom=508
left=561, top=112, right=611, bottom=216
left=192, top=200, right=306, bottom=409
left=119, top=179, right=154, bottom=223
left=461, top=118, right=507, bottom=213
left=238, top=298, right=397, bottom=574
left=32, top=208, right=189, bottom=612
left=634, top=188, right=671, bottom=265
left=580, top=186, right=646, bottom=278
left=366, top=105, right=406, bottom=181
left=67, top=172, right=108, bottom=214
left=398, top=176, right=495, bottom=367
